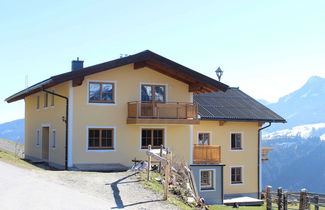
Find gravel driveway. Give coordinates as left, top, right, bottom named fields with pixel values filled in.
left=0, top=161, right=179, bottom=210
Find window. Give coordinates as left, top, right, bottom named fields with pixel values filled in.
left=200, top=170, right=214, bottom=190
left=231, top=133, right=242, bottom=150
left=141, top=84, right=166, bottom=103
left=36, top=129, right=40, bottom=146
left=198, top=133, right=210, bottom=145
left=36, top=95, right=40, bottom=110
left=50, top=90, right=55, bottom=106
left=231, top=167, right=243, bottom=184
left=89, top=82, right=115, bottom=103
left=44, top=93, right=48, bottom=108
left=141, top=129, right=164, bottom=149
left=88, top=128, right=114, bottom=150
left=52, top=130, right=56, bottom=148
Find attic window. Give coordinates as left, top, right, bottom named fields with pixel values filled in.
left=89, top=82, right=115, bottom=104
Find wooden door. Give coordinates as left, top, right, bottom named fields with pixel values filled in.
left=42, top=127, right=49, bottom=160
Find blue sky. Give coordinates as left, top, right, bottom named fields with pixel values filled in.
left=1, top=1, right=325, bottom=123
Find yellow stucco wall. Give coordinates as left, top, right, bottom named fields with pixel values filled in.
left=193, top=120, right=259, bottom=196
left=71, top=64, right=191, bottom=166
left=25, top=82, right=69, bottom=167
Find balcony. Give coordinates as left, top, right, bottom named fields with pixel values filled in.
left=127, top=101, right=199, bottom=124
left=193, top=144, right=221, bottom=164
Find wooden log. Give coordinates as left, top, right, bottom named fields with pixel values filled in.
left=146, top=151, right=168, bottom=164
left=314, top=195, right=319, bottom=210
left=278, top=187, right=283, bottom=210
left=163, top=160, right=170, bottom=200
left=147, top=145, right=151, bottom=181
left=266, top=186, right=272, bottom=210
left=283, top=192, right=288, bottom=210
left=299, top=188, right=307, bottom=210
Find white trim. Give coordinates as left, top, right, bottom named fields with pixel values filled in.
left=189, top=125, right=193, bottom=164
left=85, top=126, right=117, bottom=152
left=139, top=126, right=167, bottom=151
left=199, top=168, right=217, bottom=192
left=139, top=82, right=169, bottom=102
left=68, top=82, right=73, bottom=167
left=86, top=80, right=117, bottom=106
left=197, top=131, right=212, bottom=145
left=229, top=165, right=245, bottom=185
left=189, top=92, right=193, bottom=103
left=51, top=129, right=56, bottom=150
left=229, top=132, right=244, bottom=151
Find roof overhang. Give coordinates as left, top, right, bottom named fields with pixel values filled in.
left=6, top=50, right=229, bottom=103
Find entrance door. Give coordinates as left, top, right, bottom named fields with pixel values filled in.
left=42, top=127, right=49, bottom=160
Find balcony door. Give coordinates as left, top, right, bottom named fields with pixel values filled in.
left=141, top=84, right=166, bottom=117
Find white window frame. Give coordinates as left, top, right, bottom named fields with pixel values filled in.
left=229, top=132, right=244, bottom=151
left=199, top=168, right=216, bottom=192
left=229, top=165, right=244, bottom=185
left=36, top=129, right=40, bottom=147
left=139, top=82, right=168, bottom=102
left=36, top=95, right=40, bottom=111
left=50, top=89, right=55, bottom=108
left=139, top=126, right=167, bottom=151
left=197, top=131, right=212, bottom=145
left=43, top=92, right=49, bottom=109
left=51, top=129, right=56, bottom=150
left=87, top=80, right=117, bottom=106
left=85, top=126, right=117, bottom=152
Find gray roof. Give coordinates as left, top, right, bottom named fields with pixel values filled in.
left=194, top=88, right=286, bottom=123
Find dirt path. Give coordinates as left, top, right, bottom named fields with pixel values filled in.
left=0, top=161, right=179, bottom=210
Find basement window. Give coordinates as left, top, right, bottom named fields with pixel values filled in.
left=200, top=169, right=215, bottom=190
left=88, top=128, right=114, bottom=150
left=231, top=167, right=243, bottom=184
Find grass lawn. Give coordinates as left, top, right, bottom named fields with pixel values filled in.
left=0, top=149, right=37, bottom=169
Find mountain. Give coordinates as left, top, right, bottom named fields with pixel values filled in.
left=265, top=76, right=325, bottom=132
left=262, top=137, right=325, bottom=193
left=263, top=123, right=325, bottom=140
left=0, top=119, right=24, bottom=144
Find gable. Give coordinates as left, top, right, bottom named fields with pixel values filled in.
left=6, top=50, right=228, bottom=103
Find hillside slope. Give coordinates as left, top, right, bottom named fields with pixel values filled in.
left=0, top=119, right=24, bottom=143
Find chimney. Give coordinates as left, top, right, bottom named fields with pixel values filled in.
left=71, top=57, right=84, bottom=71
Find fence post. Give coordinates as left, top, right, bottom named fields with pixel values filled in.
left=266, top=186, right=272, bottom=210
left=314, top=195, right=319, bottom=210
left=299, top=188, right=307, bottom=210
left=163, top=151, right=170, bottom=201
left=158, top=144, right=163, bottom=173
left=147, top=145, right=152, bottom=181
left=283, top=192, right=288, bottom=210
left=278, top=187, right=283, bottom=210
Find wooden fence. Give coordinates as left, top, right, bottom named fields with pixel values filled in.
left=193, top=144, right=221, bottom=164
left=265, top=186, right=325, bottom=210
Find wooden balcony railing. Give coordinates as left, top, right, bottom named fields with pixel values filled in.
left=193, top=144, right=221, bottom=164
left=127, top=101, right=199, bottom=124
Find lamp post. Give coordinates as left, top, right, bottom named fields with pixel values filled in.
left=215, top=67, right=223, bottom=82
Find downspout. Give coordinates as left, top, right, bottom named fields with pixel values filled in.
left=42, top=88, right=69, bottom=170
left=257, top=122, right=271, bottom=199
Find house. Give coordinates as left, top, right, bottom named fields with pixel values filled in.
left=5, top=50, right=285, bottom=204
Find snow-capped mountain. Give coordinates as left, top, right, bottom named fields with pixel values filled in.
left=263, top=123, right=325, bottom=140
left=265, top=76, right=325, bottom=132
